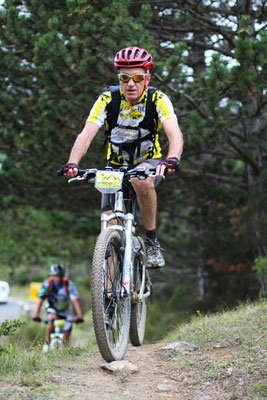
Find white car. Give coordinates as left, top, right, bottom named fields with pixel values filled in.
left=0, top=281, right=10, bottom=304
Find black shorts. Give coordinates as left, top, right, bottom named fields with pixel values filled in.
left=101, top=158, right=163, bottom=212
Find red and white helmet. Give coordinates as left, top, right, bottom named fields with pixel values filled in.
left=114, top=46, right=154, bottom=73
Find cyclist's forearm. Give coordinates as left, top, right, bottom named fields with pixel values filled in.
left=33, top=298, right=43, bottom=315
left=72, top=298, right=83, bottom=318
left=167, top=131, right=183, bottom=160
left=68, top=135, right=90, bottom=163
left=163, top=119, right=184, bottom=160
left=68, top=122, right=99, bottom=164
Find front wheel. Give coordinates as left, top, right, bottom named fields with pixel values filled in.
left=91, top=228, right=130, bottom=362
left=50, top=338, right=64, bottom=350
left=130, top=236, right=148, bottom=346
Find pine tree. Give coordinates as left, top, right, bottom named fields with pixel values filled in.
left=0, top=0, right=266, bottom=303
left=0, top=0, right=154, bottom=209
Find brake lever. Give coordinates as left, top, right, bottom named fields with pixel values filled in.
left=68, top=176, right=86, bottom=183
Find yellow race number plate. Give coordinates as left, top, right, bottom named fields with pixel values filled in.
left=95, top=170, right=124, bottom=193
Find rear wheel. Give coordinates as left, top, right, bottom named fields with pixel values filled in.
left=91, top=228, right=130, bottom=362
left=130, top=236, right=148, bottom=346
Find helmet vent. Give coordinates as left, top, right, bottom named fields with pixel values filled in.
left=114, top=46, right=154, bottom=72
left=141, top=51, right=147, bottom=59
left=134, top=48, right=140, bottom=59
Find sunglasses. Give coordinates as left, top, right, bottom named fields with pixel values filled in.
left=118, top=73, right=148, bottom=83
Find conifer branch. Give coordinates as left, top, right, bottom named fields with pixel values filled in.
left=183, top=94, right=209, bottom=119
left=227, top=135, right=261, bottom=176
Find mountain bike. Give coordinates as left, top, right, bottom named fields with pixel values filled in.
left=36, top=318, right=78, bottom=353
left=65, top=166, right=154, bottom=362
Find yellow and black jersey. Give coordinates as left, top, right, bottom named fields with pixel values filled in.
left=87, top=87, right=177, bottom=166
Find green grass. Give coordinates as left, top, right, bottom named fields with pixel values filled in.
left=0, top=310, right=97, bottom=382
left=166, top=301, right=266, bottom=347
left=9, top=284, right=32, bottom=301
left=163, top=300, right=266, bottom=399
left=0, top=300, right=265, bottom=399
left=0, top=343, right=97, bottom=399
left=0, top=326, right=97, bottom=380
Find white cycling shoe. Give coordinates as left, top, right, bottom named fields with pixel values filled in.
left=145, top=238, right=165, bottom=269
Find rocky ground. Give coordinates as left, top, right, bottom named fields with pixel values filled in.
left=2, top=340, right=262, bottom=400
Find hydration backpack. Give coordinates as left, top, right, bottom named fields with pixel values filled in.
left=48, top=277, right=70, bottom=296
left=104, top=86, right=159, bottom=165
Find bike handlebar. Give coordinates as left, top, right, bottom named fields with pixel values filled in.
left=33, top=317, right=83, bottom=324
left=57, top=166, right=158, bottom=183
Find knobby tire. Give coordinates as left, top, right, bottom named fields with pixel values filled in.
left=130, top=236, right=147, bottom=346
left=91, top=228, right=130, bottom=362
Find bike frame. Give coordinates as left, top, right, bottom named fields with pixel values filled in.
left=101, top=189, right=150, bottom=302
left=68, top=167, right=153, bottom=303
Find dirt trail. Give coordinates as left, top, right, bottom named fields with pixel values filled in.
left=2, top=339, right=260, bottom=399
left=2, top=303, right=264, bottom=399
left=45, top=343, right=181, bottom=400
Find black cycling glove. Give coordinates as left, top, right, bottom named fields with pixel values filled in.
left=75, top=317, right=84, bottom=324
left=57, top=163, right=79, bottom=176
left=160, top=157, right=180, bottom=172
left=32, top=315, right=41, bottom=322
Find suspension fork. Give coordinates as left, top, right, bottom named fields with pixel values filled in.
left=99, top=189, right=134, bottom=297
left=121, top=214, right=133, bottom=297
left=100, top=214, right=133, bottom=298
left=100, top=191, right=125, bottom=231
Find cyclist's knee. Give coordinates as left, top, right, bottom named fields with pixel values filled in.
left=104, top=210, right=117, bottom=226
left=63, top=331, right=71, bottom=346
left=47, top=313, right=57, bottom=323
left=131, top=177, right=155, bottom=195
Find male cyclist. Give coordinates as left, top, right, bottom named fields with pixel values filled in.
left=32, top=264, right=84, bottom=345
left=60, top=46, right=184, bottom=268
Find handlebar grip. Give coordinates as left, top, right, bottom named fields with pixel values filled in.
left=57, top=168, right=81, bottom=176
left=57, top=163, right=80, bottom=176
left=32, top=316, right=42, bottom=322
left=57, top=169, right=64, bottom=176
left=75, top=317, right=84, bottom=324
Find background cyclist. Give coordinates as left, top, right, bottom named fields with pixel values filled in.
left=32, top=264, right=84, bottom=345
left=60, top=46, right=184, bottom=269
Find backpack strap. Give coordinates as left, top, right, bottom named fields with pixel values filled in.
left=104, top=85, right=121, bottom=148
left=63, top=277, right=70, bottom=296
left=48, top=277, right=54, bottom=292
left=137, top=86, right=158, bottom=157
left=48, top=277, right=69, bottom=296
left=104, top=86, right=158, bottom=162
left=139, top=86, right=157, bottom=130
left=106, top=85, right=157, bottom=130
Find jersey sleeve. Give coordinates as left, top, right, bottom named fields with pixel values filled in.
left=68, top=281, right=79, bottom=301
left=86, top=91, right=112, bottom=127
left=153, top=91, right=177, bottom=124
left=37, top=280, right=49, bottom=299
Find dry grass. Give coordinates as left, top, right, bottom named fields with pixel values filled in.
left=0, top=300, right=266, bottom=400
left=163, top=300, right=267, bottom=399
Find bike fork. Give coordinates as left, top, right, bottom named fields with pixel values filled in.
left=121, top=214, right=133, bottom=298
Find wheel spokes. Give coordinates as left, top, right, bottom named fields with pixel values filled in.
left=102, top=240, right=125, bottom=348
